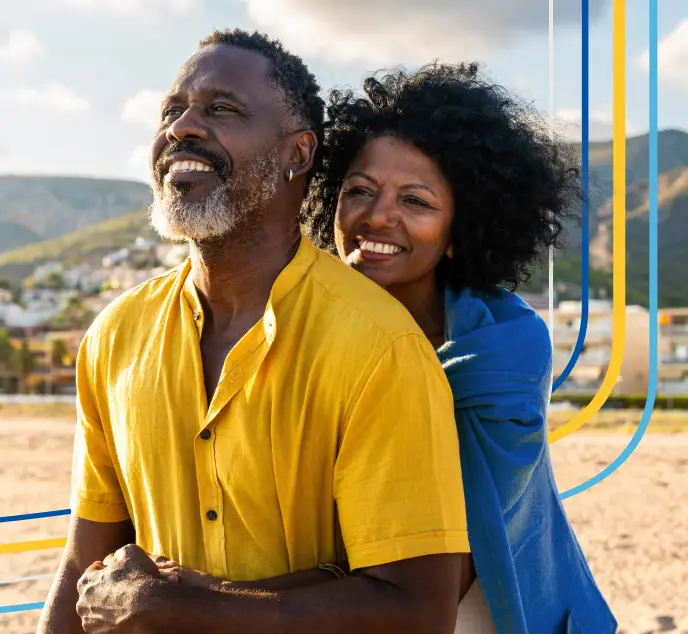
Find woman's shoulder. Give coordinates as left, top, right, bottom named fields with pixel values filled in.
left=446, top=286, right=549, bottom=342
left=442, top=286, right=552, bottom=380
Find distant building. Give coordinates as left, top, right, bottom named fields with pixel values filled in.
left=33, top=262, right=64, bottom=285
left=658, top=308, right=688, bottom=393
left=537, top=300, right=650, bottom=395
left=517, top=291, right=550, bottom=310
left=102, top=248, right=130, bottom=269
left=82, top=289, right=126, bottom=315
left=133, top=237, right=158, bottom=251
left=156, top=242, right=189, bottom=268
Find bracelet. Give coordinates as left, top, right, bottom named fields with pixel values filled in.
left=318, top=563, right=348, bottom=579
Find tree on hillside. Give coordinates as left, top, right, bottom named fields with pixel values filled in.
left=50, top=338, right=69, bottom=368
left=0, top=329, right=13, bottom=394
left=8, top=341, right=36, bottom=394
left=44, top=272, right=65, bottom=290
left=0, top=278, right=12, bottom=292
left=50, top=297, right=95, bottom=331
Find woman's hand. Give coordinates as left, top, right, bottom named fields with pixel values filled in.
left=152, top=556, right=225, bottom=591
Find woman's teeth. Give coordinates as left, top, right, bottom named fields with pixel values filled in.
left=359, top=240, right=403, bottom=255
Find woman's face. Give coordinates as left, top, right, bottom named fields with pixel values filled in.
left=335, top=136, right=454, bottom=291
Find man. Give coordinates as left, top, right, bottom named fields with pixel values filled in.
left=37, top=29, right=470, bottom=634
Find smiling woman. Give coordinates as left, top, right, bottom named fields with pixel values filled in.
left=300, top=62, right=617, bottom=633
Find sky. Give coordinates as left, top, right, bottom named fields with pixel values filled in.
left=0, top=0, right=686, bottom=184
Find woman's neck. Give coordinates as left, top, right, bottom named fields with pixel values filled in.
left=386, top=275, right=446, bottom=349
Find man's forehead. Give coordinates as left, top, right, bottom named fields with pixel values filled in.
left=170, top=44, right=274, bottom=100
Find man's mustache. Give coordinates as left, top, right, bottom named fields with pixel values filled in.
left=155, top=141, right=233, bottom=182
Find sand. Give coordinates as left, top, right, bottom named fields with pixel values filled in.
left=1, top=418, right=686, bottom=634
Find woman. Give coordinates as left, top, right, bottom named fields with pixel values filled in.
left=158, top=63, right=616, bottom=633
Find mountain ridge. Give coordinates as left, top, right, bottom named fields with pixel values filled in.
left=3, top=129, right=688, bottom=306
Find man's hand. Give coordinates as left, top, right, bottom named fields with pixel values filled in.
left=76, top=544, right=161, bottom=633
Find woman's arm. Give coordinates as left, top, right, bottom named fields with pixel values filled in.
left=156, top=557, right=475, bottom=600
left=155, top=558, right=348, bottom=591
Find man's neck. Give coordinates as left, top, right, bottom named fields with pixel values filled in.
left=190, top=223, right=301, bottom=325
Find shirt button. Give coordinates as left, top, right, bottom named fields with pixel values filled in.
left=200, top=429, right=211, bottom=440
left=206, top=510, right=218, bottom=521
left=193, top=311, right=201, bottom=321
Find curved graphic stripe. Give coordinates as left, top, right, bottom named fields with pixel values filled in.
left=0, top=602, right=45, bottom=614
left=561, top=0, right=658, bottom=499
left=552, top=0, right=590, bottom=392
left=549, top=0, right=627, bottom=444
left=0, top=509, right=70, bottom=523
left=0, top=537, right=67, bottom=555
left=0, top=573, right=55, bottom=586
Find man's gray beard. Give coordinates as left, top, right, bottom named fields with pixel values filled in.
left=149, top=145, right=281, bottom=244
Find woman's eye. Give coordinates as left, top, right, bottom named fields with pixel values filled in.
left=404, top=196, right=428, bottom=207
left=345, top=187, right=373, bottom=197
left=212, top=104, right=238, bottom=114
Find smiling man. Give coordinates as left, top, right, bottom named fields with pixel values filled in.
left=37, top=29, right=470, bottom=634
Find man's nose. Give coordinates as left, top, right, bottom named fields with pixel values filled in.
left=165, top=107, right=208, bottom=143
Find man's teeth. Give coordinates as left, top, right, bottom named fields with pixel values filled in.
left=359, top=240, right=403, bottom=255
left=169, top=160, right=214, bottom=173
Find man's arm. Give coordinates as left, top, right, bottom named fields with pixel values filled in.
left=78, top=546, right=465, bottom=634
left=38, top=517, right=134, bottom=634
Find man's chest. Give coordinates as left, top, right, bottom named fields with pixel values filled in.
left=102, top=337, right=349, bottom=578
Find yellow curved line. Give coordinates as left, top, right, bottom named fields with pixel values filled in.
left=0, top=537, right=67, bottom=555
left=549, top=0, right=627, bottom=443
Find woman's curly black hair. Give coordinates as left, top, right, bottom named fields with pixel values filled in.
left=301, top=62, right=582, bottom=292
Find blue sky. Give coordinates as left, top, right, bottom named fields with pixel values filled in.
left=0, top=0, right=685, bottom=183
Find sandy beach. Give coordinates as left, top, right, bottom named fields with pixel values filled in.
left=1, top=417, right=686, bottom=634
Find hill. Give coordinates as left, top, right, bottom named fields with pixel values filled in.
left=0, top=209, right=153, bottom=285
left=0, top=221, right=41, bottom=252
left=0, top=176, right=152, bottom=254
left=524, top=130, right=688, bottom=308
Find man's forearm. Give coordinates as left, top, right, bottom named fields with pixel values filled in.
left=37, top=560, right=84, bottom=634
left=144, top=572, right=442, bottom=634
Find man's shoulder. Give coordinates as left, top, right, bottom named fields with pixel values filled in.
left=307, top=249, right=425, bottom=342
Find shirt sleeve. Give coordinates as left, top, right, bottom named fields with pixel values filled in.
left=70, top=333, right=130, bottom=523
left=334, top=333, right=470, bottom=571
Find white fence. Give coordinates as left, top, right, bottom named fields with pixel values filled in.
left=0, top=394, right=76, bottom=404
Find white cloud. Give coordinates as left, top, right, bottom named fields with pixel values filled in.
left=637, top=19, right=688, bottom=91
left=241, top=0, right=609, bottom=66
left=60, top=0, right=199, bottom=15
left=4, top=83, right=90, bottom=112
left=554, top=108, right=636, bottom=142
left=128, top=145, right=152, bottom=177
left=0, top=29, right=43, bottom=62
left=122, top=89, right=165, bottom=130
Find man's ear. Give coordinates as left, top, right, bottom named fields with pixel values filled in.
left=287, top=130, right=318, bottom=178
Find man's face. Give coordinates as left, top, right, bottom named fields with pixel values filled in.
left=149, top=44, right=287, bottom=243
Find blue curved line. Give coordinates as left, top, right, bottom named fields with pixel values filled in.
left=561, top=0, right=658, bottom=500
left=0, top=509, right=70, bottom=523
left=0, top=602, right=44, bottom=614
left=552, top=0, right=590, bottom=392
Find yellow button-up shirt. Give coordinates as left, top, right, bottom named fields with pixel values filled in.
left=71, top=236, right=470, bottom=581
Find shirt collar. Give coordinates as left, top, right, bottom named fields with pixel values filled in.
left=181, top=234, right=319, bottom=343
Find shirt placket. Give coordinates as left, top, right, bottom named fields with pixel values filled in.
left=186, top=306, right=224, bottom=577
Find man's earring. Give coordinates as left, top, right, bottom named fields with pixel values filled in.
left=287, top=169, right=294, bottom=182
